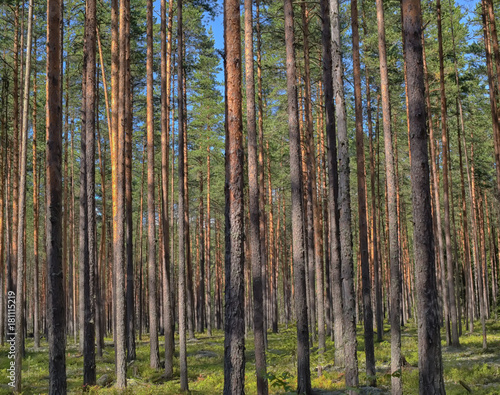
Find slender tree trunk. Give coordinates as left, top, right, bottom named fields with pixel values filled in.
left=161, top=0, right=174, bottom=377
left=375, top=0, right=401, bottom=391
left=422, top=36, right=449, bottom=340
left=46, top=0, right=67, bottom=389
left=114, top=0, right=128, bottom=384
left=351, top=0, right=375, bottom=384
left=330, top=0, right=358, bottom=387
left=436, top=0, right=459, bottom=347
left=177, top=0, right=188, bottom=389
left=402, top=1, right=445, bottom=392
left=125, top=0, right=136, bottom=362
left=146, top=0, right=159, bottom=370
left=32, top=51, right=40, bottom=349
left=321, top=0, right=344, bottom=364
left=84, top=0, right=97, bottom=383
left=14, top=0, right=33, bottom=389
left=245, top=0, right=268, bottom=391
left=206, top=141, right=212, bottom=336
left=284, top=0, right=311, bottom=392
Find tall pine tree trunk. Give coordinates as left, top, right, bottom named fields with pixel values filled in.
left=436, top=0, right=459, bottom=347
left=46, top=0, right=67, bottom=390
left=223, top=0, right=245, bottom=391
left=375, top=0, right=401, bottom=391
left=351, top=0, right=375, bottom=384
left=14, top=0, right=33, bottom=389
left=402, top=0, right=445, bottom=392
left=284, top=0, right=311, bottom=392
left=331, top=0, right=358, bottom=387
left=245, top=0, right=268, bottom=392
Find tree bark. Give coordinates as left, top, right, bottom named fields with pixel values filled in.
left=14, top=0, right=33, bottom=389
left=46, top=0, right=67, bottom=390
left=284, top=0, right=311, bottom=392
left=330, top=0, right=358, bottom=386
left=402, top=0, right=445, bottom=392
left=84, top=0, right=97, bottom=383
left=375, top=0, right=401, bottom=391
left=245, top=0, right=268, bottom=392
left=223, top=0, right=246, bottom=392
left=351, top=0, right=375, bottom=384
left=177, top=0, right=188, bottom=390
left=436, top=0, right=459, bottom=347
left=161, top=0, right=174, bottom=377
left=146, top=0, right=160, bottom=370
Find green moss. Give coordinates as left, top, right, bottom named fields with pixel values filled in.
left=1, top=320, right=500, bottom=394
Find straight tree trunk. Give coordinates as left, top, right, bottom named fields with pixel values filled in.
left=114, top=0, right=128, bottom=384
left=320, top=0, right=344, bottom=365
left=351, top=0, right=375, bottom=384
left=223, top=0, right=246, bottom=392
left=284, top=0, right=311, bottom=392
left=79, top=20, right=88, bottom=357
left=32, top=53, right=40, bottom=349
left=177, top=0, right=188, bottom=390
left=14, top=0, right=33, bottom=389
left=161, top=0, right=174, bottom=377
left=375, top=0, right=401, bottom=391
left=401, top=1, right=445, bottom=392
left=84, top=0, right=97, bottom=383
left=330, top=0, right=358, bottom=387
left=436, top=0, right=459, bottom=347
left=146, top=0, right=160, bottom=370
left=125, top=0, right=136, bottom=362
left=46, top=0, right=67, bottom=390
left=206, top=141, right=212, bottom=336
left=244, top=0, right=268, bottom=392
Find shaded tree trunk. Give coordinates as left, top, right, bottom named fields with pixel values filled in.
left=375, top=0, right=401, bottom=391
left=331, top=0, right=358, bottom=386
left=146, top=0, right=160, bottom=370
left=161, top=0, right=174, bottom=377
left=351, top=0, right=375, bottom=385
left=244, top=0, right=268, bottom=391
left=402, top=0, right=445, bottom=392
left=284, top=0, right=311, bottom=392
left=436, top=0, right=459, bottom=347
left=46, top=0, right=67, bottom=390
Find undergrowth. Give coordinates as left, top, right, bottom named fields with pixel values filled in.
left=1, top=320, right=499, bottom=394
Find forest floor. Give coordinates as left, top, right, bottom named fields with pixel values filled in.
left=1, top=319, right=500, bottom=394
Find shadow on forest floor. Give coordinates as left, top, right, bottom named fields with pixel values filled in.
left=1, top=319, right=500, bottom=394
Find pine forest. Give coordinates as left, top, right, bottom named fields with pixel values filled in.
left=1, top=0, right=500, bottom=393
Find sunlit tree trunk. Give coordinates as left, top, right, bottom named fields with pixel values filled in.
left=161, top=0, right=174, bottom=377
left=14, top=0, right=33, bottom=389
left=146, top=0, right=160, bottom=370
left=223, top=0, right=246, bottom=391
